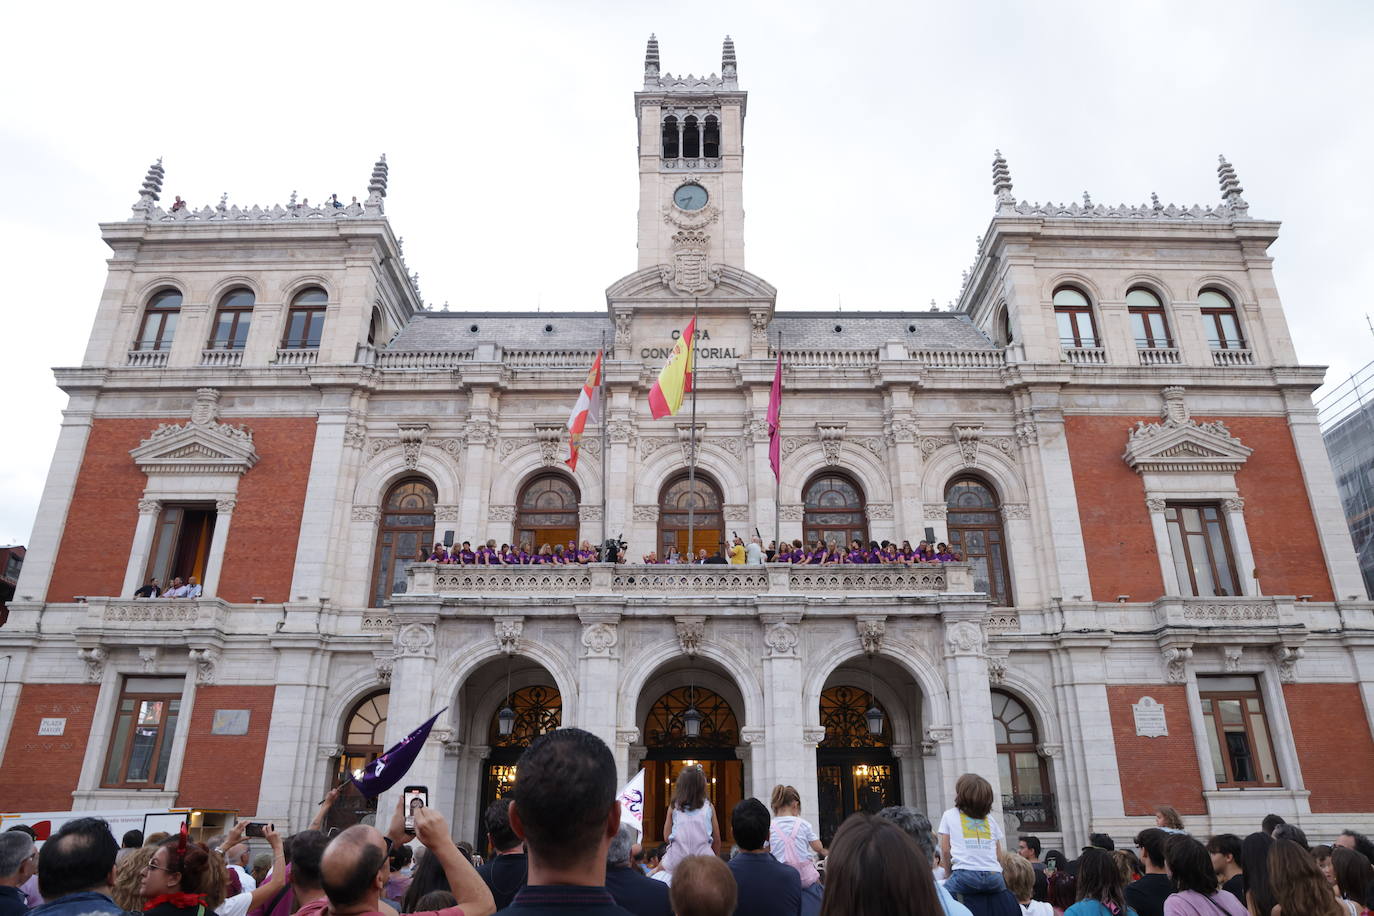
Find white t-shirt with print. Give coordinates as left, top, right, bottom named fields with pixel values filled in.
left=937, top=806, right=1004, bottom=872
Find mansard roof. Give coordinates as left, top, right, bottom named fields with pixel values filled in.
left=386, top=310, right=995, bottom=353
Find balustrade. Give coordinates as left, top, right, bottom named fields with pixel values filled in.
left=1136, top=347, right=1181, bottom=366
left=1212, top=348, right=1255, bottom=367
left=126, top=349, right=169, bottom=368
left=274, top=347, right=320, bottom=367
left=200, top=349, right=244, bottom=367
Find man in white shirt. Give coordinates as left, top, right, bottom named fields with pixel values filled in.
left=745, top=537, right=764, bottom=565
left=164, top=577, right=188, bottom=598
left=224, top=842, right=257, bottom=895
left=185, top=576, right=203, bottom=598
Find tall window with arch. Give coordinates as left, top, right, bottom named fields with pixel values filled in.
left=370, top=477, right=436, bottom=607
left=702, top=115, right=720, bottom=158
left=946, top=477, right=1012, bottom=606
left=1052, top=287, right=1098, bottom=349
left=136, top=289, right=182, bottom=351
left=283, top=287, right=328, bottom=349
left=992, top=690, right=1056, bottom=830
left=326, top=690, right=388, bottom=826
left=816, top=685, right=899, bottom=844
left=208, top=288, right=254, bottom=350
left=480, top=684, right=562, bottom=832
left=515, top=474, right=580, bottom=553
left=803, top=472, right=868, bottom=548
left=682, top=115, right=701, bottom=158
left=658, top=473, right=725, bottom=559
left=640, top=685, right=743, bottom=847
left=1199, top=289, right=1246, bottom=350
left=1126, top=288, right=1173, bottom=349
left=662, top=115, right=680, bottom=159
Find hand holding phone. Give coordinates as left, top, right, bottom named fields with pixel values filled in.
left=245, top=822, right=272, bottom=838
left=403, top=785, right=429, bottom=835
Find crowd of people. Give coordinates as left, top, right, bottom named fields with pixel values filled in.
left=3, top=735, right=1371, bottom=916
left=425, top=536, right=964, bottom=567
left=131, top=575, right=203, bottom=598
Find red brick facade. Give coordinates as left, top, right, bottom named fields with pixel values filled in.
left=46, top=417, right=316, bottom=604
left=1283, top=683, right=1374, bottom=812
left=0, top=684, right=100, bottom=811
left=176, top=685, right=276, bottom=814
left=1065, top=415, right=1333, bottom=602
left=1106, top=685, right=1207, bottom=815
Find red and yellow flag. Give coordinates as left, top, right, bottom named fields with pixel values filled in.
left=565, top=350, right=603, bottom=470
left=648, top=317, right=696, bottom=419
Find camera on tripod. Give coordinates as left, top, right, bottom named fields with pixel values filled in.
left=598, top=535, right=627, bottom=563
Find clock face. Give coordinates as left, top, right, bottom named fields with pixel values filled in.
left=673, top=183, right=708, bottom=211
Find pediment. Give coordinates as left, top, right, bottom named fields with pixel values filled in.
left=605, top=264, right=777, bottom=304
left=1123, top=418, right=1251, bottom=473
left=131, top=421, right=259, bottom=475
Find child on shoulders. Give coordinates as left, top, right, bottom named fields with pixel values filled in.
left=938, top=772, right=1006, bottom=897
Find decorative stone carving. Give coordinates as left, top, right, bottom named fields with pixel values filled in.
left=464, top=419, right=492, bottom=446
left=779, top=504, right=804, bottom=521
left=675, top=616, right=705, bottom=657
left=1000, top=503, right=1030, bottom=521
left=663, top=201, right=721, bottom=231
left=317, top=742, right=344, bottom=759
left=764, top=621, right=799, bottom=656
left=581, top=621, right=619, bottom=656
left=723, top=504, right=750, bottom=522
left=608, top=420, right=635, bottom=444
left=632, top=505, right=660, bottom=522
left=215, top=498, right=237, bottom=513
left=924, top=505, right=947, bottom=520
left=1014, top=410, right=1040, bottom=447
left=1180, top=602, right=1275, bottom=621
left=488, top=504, right=515, bottom=522
left=1124, top=388, right=1252, bottom=474
left=866, top=503, right=894, bottom=521
left=664, top=229, right=721, bottom=295
left=1001, top=197, right=1248, bottom=223
left=987, top=653, right=1009, bottom=685
left=921, top=726, right=953, bottom=757
left=104, top=603, right=198, bottom=623
left=395, top=622, right=436, bottom=658
left=741, top=726, right=767, bottom=746
left=579, top=505, right=603, bottom=522
left=919, top=436, right=943, bottom=458
left=1144, top=498, right=1167, bottom=514
left=495, top=617, right=524, bottom=655
left=945, top=620, right=984, bottom=655
left=1162, top=645, right=1193, bottom=684
left=139, top=647, right=160, bottom=672
left=131, top=389, right=259, bottom=476
left=1223, top=645, right=1244, bottom=672
left=816, top=423, right=846, bottom=466
left=674, top=423, right=708, bottom=463
left=344, top=422, right=367, bottom=450
left=614, top=312, right=633, bottom=349
left=374, top=654, right=394, bottom=685
left=856, top=616, right=886, bottom=656
left=801, top=726, right=827, bottom=746
left=361, top=611, right=394, bottom=632
left=188, top=647, right=219, bottom=685
left=398, top=424, right=430, bottom=470
left=1221, top=497, right=1245, bottom=513
left=952, top=423, right=983, bottom=468
left=750, top=310, right=770, bottom=349
left=616, top=728, right=641, bottom=746
left=352, top=505, right=379, bottom=522
left=78, top=646, right=107, bottom=683
left=1273, top=645, right=1304, bottom=683
left=434, top=505, right=461, bottom=522
left=747, top=418, right=769, bottom=442
left=889, top=418, right=918, bottom=444
left=137, top=498, right=161, bottom=514
left=1037, top=742, right=1063, bottom=759
left=533, top=423, right=565, bottom=466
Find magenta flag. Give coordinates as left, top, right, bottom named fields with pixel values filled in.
left=767, top=351, right=783, bottom=480
left=353, top=707, right=446, bottom=798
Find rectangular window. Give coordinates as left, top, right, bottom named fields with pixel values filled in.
left=1203, top=309, right=1246, bottom=350
left=209, top=310, right=252, bottom=350
left=136, top=310, right=179, bottom=351
left=1164, top=502, right=1240, bottom=596
left=284, top=308, right=326, bottom=349
left=102, top=677, right=184, bottom=789
left=1055, top=307, right=1098, bottom=348
left=1198, top=676, right=1280, bottom=787
left=1130, top=309, right=1173, bottom=348
left=144, top=504, right=217, bottom=592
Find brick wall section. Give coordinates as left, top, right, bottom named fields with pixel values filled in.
left=217, top=418, right=316, bottom=603
left=0, top=684, right=100, bottom=811
left=46, top=417, right=316, bottom=604
left=1064, top=415, right=1333, bottom=602
left=175, top=685, right=276, bottom=814
left=1106, top=685, right=1206, bottom=815
left=1283, top=683, right=1374, bottom=812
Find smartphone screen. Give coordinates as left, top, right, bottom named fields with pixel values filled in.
left=245, top=822, right=268, bottom=838
left=403, top=786, right=428, bottom=834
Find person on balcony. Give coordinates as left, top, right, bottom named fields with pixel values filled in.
left=133, top=578, right=162, bottom=598
left=184, top=577, right=202, bottom=599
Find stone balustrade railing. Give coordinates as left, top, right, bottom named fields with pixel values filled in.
left=772, top=348, right=881, bottom=369
left=126, top=349, right=170, bottom=368
left=503, top=348, right=601, bottom=368
left=1137, top=347, right=1181, bottom=366
left=77, top=596, right=227, bottom=630
left=910, top=348, right=1006, bottom=368
left=275, top=347, right=320, bottom=367
left=405, top=561, right=975, bottom=598
left=200, top=349, right=244, bottom=367
left=1212, top=348, right=1255, bottom=367
left=1063, top=346, right=1107, bottom=366
left=376, top=348, right=475, bottom=369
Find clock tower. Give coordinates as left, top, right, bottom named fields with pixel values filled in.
left=635, top=35, right=747, bottom=286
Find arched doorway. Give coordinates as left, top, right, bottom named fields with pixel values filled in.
left=327, top=691, right=389, bottom=828
left=658, top=473, right=725, bottom=559
left=993, top=690, right=1056, bottom=830
left=477, top=684, right=562, bottom=841
left=803, top=472, right=868, bottom=548
left=370, top=477, right=437, bottom=607
left=641, top=685, right=743, bottom=847
left=946, top=477, right=1012, bottom=606
left=515, top=473, right=580, bottom=553
left=816, top=685, right=899, bottom=844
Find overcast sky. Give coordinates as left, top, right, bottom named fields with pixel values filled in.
left=2, top=0, right=1372, bottom=545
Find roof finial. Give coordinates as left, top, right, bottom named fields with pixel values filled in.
left=722, top=35, right=737, bottom=86
left=644, top=33, right=660, bottom=82
left=365, top=153, right=388, bottom=216
left=1217, top=154, right=1249, bottom=218
left=992, top=149, right=1015, bottom=214
left=131, top=157, right=165, bottom=219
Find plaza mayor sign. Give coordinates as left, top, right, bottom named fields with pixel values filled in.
left=641, top=327, right=742, bottom=361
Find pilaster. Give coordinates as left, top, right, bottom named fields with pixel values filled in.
left=576, top=611, right=622, bottom=749
left=289, top=395, right=352, bottom=601
left=15, top=397, right=96, bottom=602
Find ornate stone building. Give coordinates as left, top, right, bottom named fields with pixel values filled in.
left=2, top=36, right=1372, bottom=848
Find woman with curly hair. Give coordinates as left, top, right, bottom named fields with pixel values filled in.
left=139, top=832, right=228, bottom=916
left=112, top=845, right=157, bottom=911
left=1267, top=839, right=1343, bottom=916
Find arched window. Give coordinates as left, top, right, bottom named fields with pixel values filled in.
left=1126, top=288, right=1173, bottom=349
left=644, top=686, right=739, bottom=749
left=1199, top=289, right=1246, bottom=350
left=283, top=287, right=328, bottom=349
left=368, top=306, right=384, bottom=347
left=702, top=115, right=720, bottom=158
left=334, top=690, right=388, bottom=785
left=1052, top=287, right=1098, bottom=349
left=992, top=690, right=1056, bottom=829
left=817, top=685, right=900, bottom=844
left=803, top=472, right=868, bottom=548
left=489, top=685, right=562, bottom=747
left=515, top=474, right=580, bottom=553
left=208, top=288, right=254, bottom=350
left=819, top=686, right=891, bottom=748
left=658, top=473, right=725, bottom=559
left=662, top=116, right=680, bottom=159
left=946, top=477, right=1012, bottom=606
left=641, top=685, right=743, bottom=846
left=370, top=478, right=436, bottom=607
left=682, top=115, right=700, bottom=158
left=136, top=289, right=182, bottom=351
left=995, top=304, right=1012, bottom=347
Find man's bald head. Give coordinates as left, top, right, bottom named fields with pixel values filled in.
left=320, top=825, right=388, bottom=908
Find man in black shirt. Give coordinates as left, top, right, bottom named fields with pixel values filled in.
left=1018, top=835, right=1049, bottom=902
left=603, top=826, right=669, bottom=916
left=1127, top=829, right=1173, bottom=916
left=1206, top=834, right=1245, bottom=907
left=726, top=799, right=801, bottom=916
left=478, top=799, right=528, bottom=911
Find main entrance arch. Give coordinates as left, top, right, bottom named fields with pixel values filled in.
left=816, top=685, right=899, bottom=843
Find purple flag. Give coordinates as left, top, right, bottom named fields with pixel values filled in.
left=353, top=708, right=446, bottom=798
left=766, top=351, right=783, bottom=480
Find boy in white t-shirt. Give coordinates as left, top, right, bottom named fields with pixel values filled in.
left=938, top=772, right=1007, bottom=897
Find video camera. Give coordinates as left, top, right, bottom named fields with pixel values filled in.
left=598, top=535, right=627, bottom=563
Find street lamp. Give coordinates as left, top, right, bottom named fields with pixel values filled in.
left=865, top=702, right=885, bottom=736
left=498, top=653, right=515, bottom=737
left=683, top=684, right=702, bottom=739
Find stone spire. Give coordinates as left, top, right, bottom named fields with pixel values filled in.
left=365, top=153, right=388, bottom=216
left=722, top=35, right=737, bottom=87
left=1216, top=154, right=1249, bottom=218
left=131, top=157, right=165, bottom=219
left=992, top=149, right=1015, bottom=214
left=644, top=33, right=660, bottom=83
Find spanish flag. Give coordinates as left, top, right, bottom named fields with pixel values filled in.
left=565, top=350, right=603, bottom=471
left=648, top=317, right=696, bottom=420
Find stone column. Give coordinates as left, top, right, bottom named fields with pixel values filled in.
left=1221, top=497, right=1259, bottom=596
left=759, top=611, right=809, bottom=806
left=748, top=408, right=776, bottom=547
left=614, top=728, right=641, bottom=788
left=288, top=397, right=351, bottom=601
left=201, top=499, right=236, bottom=598
left=14, top=397, right=95, bottom=602
left=122, top=499, right=163, bottom=596
left=576, top=612, right=622, bottom=748
left=1027, top=397, right=1093, bottom=600
left=1145, top=497, right=1182, bottom=595
left=940, top=613, right=999, bottom=799
left=457, top=416, right=495, bottom=540
left=255, top=646, right=330, bottom=826
left=375, top=612, right=443, bottom=820
left=885, top=406, right=922, bottom=537
left=1052, top=640, right=1126, bottom=847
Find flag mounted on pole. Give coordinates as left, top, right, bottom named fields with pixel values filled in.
left=352, top=708, right=447, bottom=798
left=766, top=348, right=783, bottom=481
left=648, top=317, right=697, bottom=420
left=565, top=350, right=604, bottom=470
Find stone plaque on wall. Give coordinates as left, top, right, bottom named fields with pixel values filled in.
left=38, top=718, right=66, bottom=736
left=211, top=709, right=251, bottom=735
left=1132, top=696, right=1168, bottom=737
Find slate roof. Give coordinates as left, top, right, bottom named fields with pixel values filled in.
left=387, top=311, right=995, bottom=352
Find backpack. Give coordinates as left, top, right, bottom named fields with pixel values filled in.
left=778, top=819, right=820, bottom=888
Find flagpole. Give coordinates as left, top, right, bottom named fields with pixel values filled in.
left=774, top=330, right=782, bottom=555
left=687, top=298, right=699, bottom=561
left=600, top=330, right=608, bottom=547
